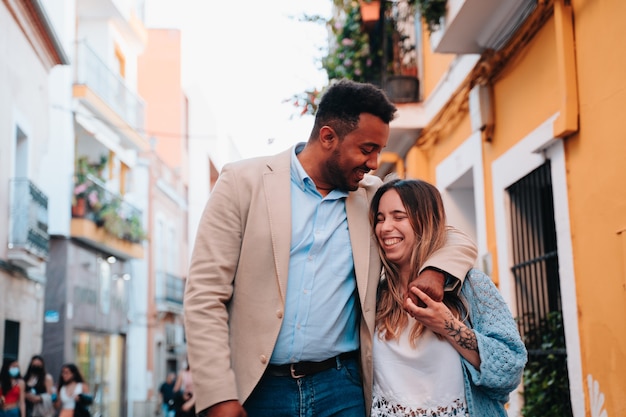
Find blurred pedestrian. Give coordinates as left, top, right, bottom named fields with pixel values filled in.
left=23, top=355, right=55, bottom=417
left=158, top=372, right=176, bottom=417
left=172, top=362, right=192, bottom=397
left=0, top=356, right=25, bottom=417
left=55, top=363, right=90, bottom=417
left=172, top=390, right=194, bottom=417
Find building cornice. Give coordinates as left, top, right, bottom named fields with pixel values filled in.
left=3, top=0, right=69, bottom=68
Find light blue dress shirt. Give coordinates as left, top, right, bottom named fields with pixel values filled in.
left=270, top=145, right=360, bottom=364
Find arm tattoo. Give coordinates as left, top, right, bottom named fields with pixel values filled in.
left=444, top=312, right=478, bottom=351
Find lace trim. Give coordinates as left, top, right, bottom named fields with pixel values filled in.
left=371, top=396, right=469, bottom=417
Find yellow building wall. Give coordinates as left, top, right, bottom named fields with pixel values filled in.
left=405, top=0, right=626, bottom=414
left=490, top=18, right=560, bottom=155
left=421, top=35, right=455, bottom=98
left=564, top=0, right=626, bottom=414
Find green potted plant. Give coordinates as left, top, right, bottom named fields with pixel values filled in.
left=322, top=1, right=383, bottom=84
left=409, top=0, right=447, bottom=33
left=72, top=155, right=108, bottom=217
left=125, top=213, right=147, bottom=243
left=96, top=199, right=125, bottom=238
left=289, top=0, right=433, bottom=114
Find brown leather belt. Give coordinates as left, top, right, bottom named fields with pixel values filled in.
left=266, top=351, right=358, bottom=379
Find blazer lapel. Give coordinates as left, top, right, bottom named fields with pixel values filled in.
left=263, top=149, right=293, bottom=303
left=346, top=187, right=371, bottom=308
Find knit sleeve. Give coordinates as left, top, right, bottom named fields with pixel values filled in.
left=460, top=269, right=528, bottom=401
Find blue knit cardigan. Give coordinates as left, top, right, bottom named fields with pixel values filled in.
left=460, top=269, right=528, bottom=416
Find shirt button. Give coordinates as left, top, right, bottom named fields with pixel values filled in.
left=276, top=310, right=283, bottom=319
left=260, top=355, right=268, bottom=364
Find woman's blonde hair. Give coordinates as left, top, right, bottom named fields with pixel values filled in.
left=369, top=179, right=466, bottom=345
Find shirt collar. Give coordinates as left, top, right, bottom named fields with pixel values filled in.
left=290, top=143, right=349, bottom=199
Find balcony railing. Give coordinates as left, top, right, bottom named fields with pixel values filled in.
left=155, top=271, right=185, bottom=312
left=8, top=178, right=49, bottom=265
left=75, top=41, right=145, bottom=130
left=72, top=174, right=145, bottom=243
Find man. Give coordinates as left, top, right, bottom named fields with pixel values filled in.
left=158, top=372, right=176, bottom=417
left=184, top=79, right=477, bottom=417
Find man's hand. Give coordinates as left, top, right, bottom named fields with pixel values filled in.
left=406, top=268, right=445, bottom=307
left=199, top=400, right=247, bottom=417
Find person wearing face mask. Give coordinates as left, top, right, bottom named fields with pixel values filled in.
left=0, top=357, right=25, bottom=417
left=23, top=355, right=55, bottom=417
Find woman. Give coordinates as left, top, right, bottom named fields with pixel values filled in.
left=172, top=361, right=193, bottom=397
left=0, top=357, right=25, bottom=417
left=23, top=355, right=55, bottom=417
left=55, top=363, right=89, bottom=417
left=369, top=179, right=527, bottom=416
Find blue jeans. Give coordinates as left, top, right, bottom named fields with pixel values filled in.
left=0, top=408, right=20, bottom=417
left=244, top=356, right=365, bottom=417
left=161, top=403, right=175, bottom=417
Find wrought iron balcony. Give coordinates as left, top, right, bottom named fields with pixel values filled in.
left=7, top=178, right=49, bottom=268
left=156, top=271, right=185, bottom=314
left=74, top=41, right=145, bottom=131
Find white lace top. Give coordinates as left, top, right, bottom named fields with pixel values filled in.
left=371, top=317, right=469, bottom=417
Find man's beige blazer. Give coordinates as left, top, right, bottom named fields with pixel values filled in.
left=184, top=146, right=477, bottom=413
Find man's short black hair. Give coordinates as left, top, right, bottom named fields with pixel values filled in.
left=309, top=79, right=397, bottom=140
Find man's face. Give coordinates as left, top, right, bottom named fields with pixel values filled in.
left=323, top=113, right=389, bottom=191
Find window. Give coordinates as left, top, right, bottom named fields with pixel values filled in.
left=3, top=320, right=20, bottom=360
left=114, top=45, right=126, bottom=79
left=507, top=161, right=573, bottom=416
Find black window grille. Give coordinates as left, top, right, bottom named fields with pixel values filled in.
left=507, top=161, right=573, bottom=416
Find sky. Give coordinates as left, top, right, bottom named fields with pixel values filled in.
left=144, top=0, right=331, bottom=159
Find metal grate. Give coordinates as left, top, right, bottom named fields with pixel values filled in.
left=507, top=161, right=573, bottom=415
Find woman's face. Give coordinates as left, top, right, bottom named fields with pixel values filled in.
left=8, top=361, right=20, bottom=378
left=374, top=189, right=415, bottom=269
left=61, top=367, right=74, bottom=382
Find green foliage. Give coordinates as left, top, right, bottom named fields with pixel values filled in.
left=322, top=2, right=382, bottom=84
left=521, top=311, right=573, bottom=417
left=75, top=155, right=107, bottom=183
left=73, top=155, right=108, bottom=210
left=72, top=155, right=146, bottom=243
left=409, top=0, right=447, bottom=33
left=126, top=213, right=147, bottom=243
left=96, top=199, right=146, bottom=243
left=288, top=0, right=441, bottom=116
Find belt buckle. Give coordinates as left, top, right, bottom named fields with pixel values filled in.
left=290, top=363, right=305, bottom=379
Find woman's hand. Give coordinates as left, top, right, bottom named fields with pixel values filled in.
left=405, top=287, right=481, bottom=369
left=404, top=286, right=453, bottom=334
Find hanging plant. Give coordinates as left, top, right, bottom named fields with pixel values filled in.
left=409, top=0, right=447, bottom=33
left=322, top=1, right=382, bottom=84
left=288, top=0, right=431, bottom=116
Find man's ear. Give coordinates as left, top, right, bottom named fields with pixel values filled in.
left=319, top=126, right=338, bottom=150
